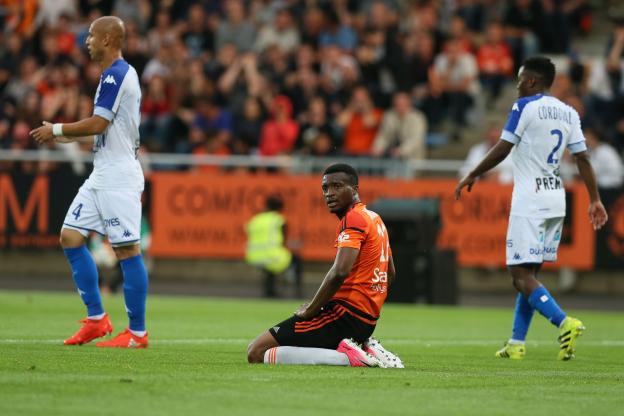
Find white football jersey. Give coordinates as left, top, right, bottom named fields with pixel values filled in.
left=86, top=59, right=144, bottom=191
left=501, top=94, right=587, bottom=218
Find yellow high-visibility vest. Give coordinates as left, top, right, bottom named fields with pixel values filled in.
left=245, top=211, right=292, bottom=274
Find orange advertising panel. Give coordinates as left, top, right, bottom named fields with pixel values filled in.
left=150, top=172, right=594, bottom=269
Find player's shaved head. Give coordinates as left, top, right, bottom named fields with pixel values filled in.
left=91, top=16, right=125, bottom=48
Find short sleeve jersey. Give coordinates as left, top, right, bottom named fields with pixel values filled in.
left=331, top=203, right=392, bottom=322
left=501, top=94, right=587, bottom=218
left=86, top=59, right=144, bottom=191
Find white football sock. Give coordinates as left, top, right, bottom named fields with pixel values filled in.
left=129, top=329, right=146, bottom=337
left=88, top=313, right=106, bottom=320
left=264, top=346, right=349, bottom=365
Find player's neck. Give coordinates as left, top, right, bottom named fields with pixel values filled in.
left=521, top=89, right=546, bottom=98
left=336, top=200, right=361, bottom=219
left=99, top=51, right=123, bottom=70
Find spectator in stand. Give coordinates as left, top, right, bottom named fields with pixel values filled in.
left=584, top=126, right=624, bottom=190
left=216, top=0, right=257, bottom=52
left=447, top=15, right=473, bottom=53
left=181, top=3, right=215, bottom=59
left=388, top=31, right=435, bottom=103
left=147, top=10, right=178, bottom=53
left=336, top=86, right=383, bottom=156
left=217, top=50, right=263, bottom=116
left=297, top=96, right=341, bottom=156
left=428, top=38, right=480, bottom=135
left=259, top=95, right=299, bottom=156
left=477, top=21, right=514, bottom=107
left=503, top=0, right=540, bottom=71
left=182, top=97, right=233, bottom=154
left=319, top=8, right=358, bottom=52
left=233, top=96, right=265, bottom=155
left=140, top=75, right=174, bottom=152
left=124, top=31, right=149, bottom=79
left=254, top=7, right=300, bottom=54
left=372, top=91, right=427, bottom=161
left=300, top=6, right=325, bottom=46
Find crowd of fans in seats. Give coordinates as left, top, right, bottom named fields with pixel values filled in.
left=3, top=0, right=620, bottom=175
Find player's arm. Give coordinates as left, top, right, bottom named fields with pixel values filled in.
left=455, top=139, right=514, bottom=199
left=573, top=150, right=608, bottom=230
left=30, top=116, right=109, bottom=144
left=387, top=255, right=396, bottom=286
left=295, top=247, right=359, bottom=320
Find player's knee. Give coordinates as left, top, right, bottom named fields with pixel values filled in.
left=59, top=228, right=84, bottom=248
left=247, top=342, right=264, bottom=364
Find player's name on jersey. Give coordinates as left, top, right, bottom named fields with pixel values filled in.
left=536, top=105, right=572, bottom=125
left=535, top=176, right=562, bottom=192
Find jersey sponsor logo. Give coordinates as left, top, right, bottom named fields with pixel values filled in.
left=535, top=176, right=562, bottom=192
left=104, top=217, right=120, bottom=227
left=337, top=231, right=350, bottom=243
left=103, top=75, right=117, bottom=85
left=370, top=267, right=388, bottom=293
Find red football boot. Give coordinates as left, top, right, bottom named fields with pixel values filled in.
left=96, top=328, right=148, bottom=349
left=64, top=314, right=113, bottom=345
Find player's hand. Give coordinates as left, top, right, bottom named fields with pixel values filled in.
left=29, top=121, right=55, bottom=144
left=295, top=302, right=312, bottom=319
left=588, top=200, right=608, bottom=230
left=455, top=174, right=476, bottom=200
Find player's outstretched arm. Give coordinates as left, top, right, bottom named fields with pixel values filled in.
left=573, top=151, right=608, bottom=230
left=30, top=116, right=109, bottom=144
left=295, top=247, right=359, bottom=320
left=455, top=139, right=514, bottom=199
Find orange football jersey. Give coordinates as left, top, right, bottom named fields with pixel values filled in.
left=331, top=202, right=392, bottom=323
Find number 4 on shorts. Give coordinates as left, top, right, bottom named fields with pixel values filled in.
left=72, top=203, right=83, bottom=220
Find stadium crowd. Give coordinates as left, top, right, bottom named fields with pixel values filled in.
left=1, top=0, right=622, bottom=173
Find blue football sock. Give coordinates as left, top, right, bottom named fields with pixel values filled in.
left=64, top=246, right=104, bottom=317
left=120, top=255, right=148, bottom=332
left=527, top=286, right=566, bottom=327
left=511, top=293, right=535, bottom=341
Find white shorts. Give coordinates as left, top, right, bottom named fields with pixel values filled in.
left=506, top=216, right=564, bottom=265
left=63, top=185, right=142, bottom=247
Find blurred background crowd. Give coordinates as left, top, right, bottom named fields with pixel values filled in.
left=1, top=0, right=623, bottom=178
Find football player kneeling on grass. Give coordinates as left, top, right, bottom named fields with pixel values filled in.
left=247, top=163, right=403, bottom=368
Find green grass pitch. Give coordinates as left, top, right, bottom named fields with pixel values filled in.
left=1, top=290, right=623, bottom=416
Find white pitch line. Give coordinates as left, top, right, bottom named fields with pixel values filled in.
left=1, top=339, right=624, bottom=347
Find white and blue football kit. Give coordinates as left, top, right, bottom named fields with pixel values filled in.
left=501, top=94, right=587, bottom=265
left=63, top=59, right=144, bottom=247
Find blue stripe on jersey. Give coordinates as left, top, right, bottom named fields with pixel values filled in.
left=503, top=94, right=544, bottom=135
left=95, top=59, right=130, bottom=112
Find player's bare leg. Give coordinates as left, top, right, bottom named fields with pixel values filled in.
left=247, top=331, right=280, bottom=363
left=508, top=264, right=541, bottom=297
